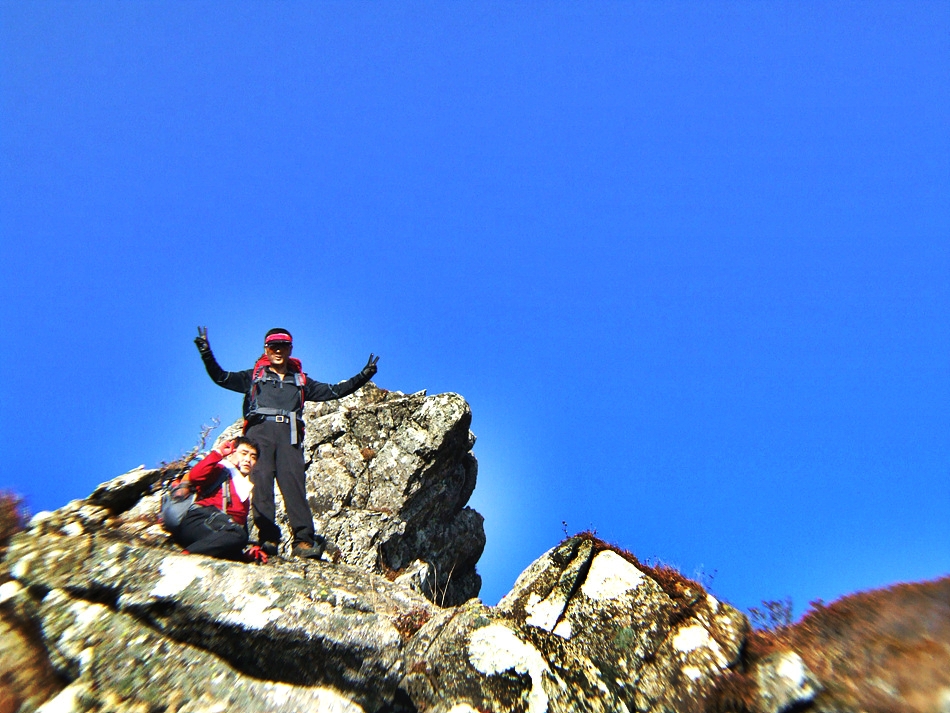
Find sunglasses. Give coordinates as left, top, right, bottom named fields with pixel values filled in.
left=265, top=342, right=292, bottom=350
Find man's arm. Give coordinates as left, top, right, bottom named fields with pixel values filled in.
left=304, top=353, right=379, bottom=403
left=183, top=450, right=225, bottom=488
left=195, top=326, right=252, bottom=394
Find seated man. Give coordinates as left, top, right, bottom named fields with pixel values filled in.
left=172, top=437, right=266, bottom=562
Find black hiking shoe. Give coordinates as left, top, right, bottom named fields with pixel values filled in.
left=259, top=542, right=279, bottom=558
left=292, top=537, right=325, bottom=560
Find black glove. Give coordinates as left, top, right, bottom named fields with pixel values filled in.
left=362, top=353, right=379, bottom=378
left=194, top=326, right=211, bottom=355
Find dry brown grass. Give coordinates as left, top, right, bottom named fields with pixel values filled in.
left=379, top=560, right=403, bottom=581
left=705, top=668, right=759, bottom=713
left=732, top=576, right=950, bottom=713
left=574, top=531, right=705, bottom=616
left=781, top=576, right=950, bottom=712
left=0, top=491, right=28, bottom=552
left=392, top=608, right=432, bottom=641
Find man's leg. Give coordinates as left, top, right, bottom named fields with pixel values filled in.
left=247, top=421, right=283, bottom=546
left=177, top=507, right=248, bottom=560
left=274, top=436, right=315, bottom=545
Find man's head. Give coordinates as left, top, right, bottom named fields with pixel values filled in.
left=226, top=436, right=259, bottom=475
left=264, top=328, right=293, bottom=369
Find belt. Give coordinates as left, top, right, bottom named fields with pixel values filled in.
left=249, top=409, right=303, bottom=445
left=262, top=414, right=294, bottom=423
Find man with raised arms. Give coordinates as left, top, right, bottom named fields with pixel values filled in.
left=194, top=327, right=378, bottom=559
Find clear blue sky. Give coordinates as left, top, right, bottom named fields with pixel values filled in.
left=2, top=2, right=947, bottom=613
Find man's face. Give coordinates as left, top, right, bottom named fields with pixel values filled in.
left=227, top=444, right=258, bottom=475
left=265, top=341, right=292, bottom=367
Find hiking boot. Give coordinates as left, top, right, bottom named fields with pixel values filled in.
left=292, top=537, right=326, bottom=560
left=259, top=542, right=279, bottom=557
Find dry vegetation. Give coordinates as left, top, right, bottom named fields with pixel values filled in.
left=710, top=576, right=950, bottom=713
left=782, top=577, right=950, bottom=712
left=573, top=531, right=950, bottom=713
left=392, top=607, right=432, bottom=641
left=0, top=491, right=28, bottom=554
left=575, top=531, right=707, bottom=621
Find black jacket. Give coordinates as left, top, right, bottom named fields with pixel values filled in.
left=200, top=350, right=372, bottom=419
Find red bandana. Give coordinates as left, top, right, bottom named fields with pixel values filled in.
left=264, top=332, right=293, bottom=345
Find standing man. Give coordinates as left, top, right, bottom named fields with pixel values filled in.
left=194, top=327, right=379, bottom=559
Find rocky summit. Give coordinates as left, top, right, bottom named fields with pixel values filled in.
left=1, top=386, right=947, bottom=712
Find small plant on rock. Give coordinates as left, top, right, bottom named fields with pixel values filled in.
left=748, top=597, right=794, bottom=630
left=152, top=418, right=221, bottom=493
left=392, top=608, right=431, bottom=641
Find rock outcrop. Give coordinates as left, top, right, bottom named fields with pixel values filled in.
left=401, top=537, right=749, bottom=713
left=290, top=384, right=482, bottom=607
left=1, top=386, right=946, bottom=713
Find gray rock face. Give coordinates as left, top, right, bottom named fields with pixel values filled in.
left=218, top=384, right=484, bottom=606
left=0, top=386, right=481, bottom=712
left=35, top=586, right=368, bottom=713
left=401, top=536, right=749, bottom=713
left=8, top=528, right=432, bottom=710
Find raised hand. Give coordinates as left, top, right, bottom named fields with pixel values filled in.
left=194, top=326, right=211, bottom=354
left=217, top=439, right=237, bottom=457
left=362, top=353, right=380, bottom=378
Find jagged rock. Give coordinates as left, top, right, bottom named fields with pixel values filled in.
left=36, top=588, right=365, bottom=713
left=2, top=385, right=945, bottom=713
left=86, top=465, right=166, bottom=513
left=401, top=598, right=597, bottom=713
left=8, top=528, right=432, bottom=709
left=216, top=385, right=484, bottom=606
left=401, top=536, right=748, bottom=712
left=0, top=581, right=64, bottom=713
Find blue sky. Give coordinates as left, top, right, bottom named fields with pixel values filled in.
left=2, top=2, right=947, bottom=613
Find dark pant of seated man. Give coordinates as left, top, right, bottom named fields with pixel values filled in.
left=176, top=505, right=249, bottom=560
left=173, top=439, right=258, bottom=560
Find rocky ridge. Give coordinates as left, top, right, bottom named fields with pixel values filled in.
left=1, top=386, right=947, bottom=712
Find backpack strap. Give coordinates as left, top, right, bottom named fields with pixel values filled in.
left=245, top=357, right=308, bottom=445
left=197, top=463, right=232, bottom=513
left=294, top=371, right=306, bottom=411
left=220, top=470, right=231, bottom=514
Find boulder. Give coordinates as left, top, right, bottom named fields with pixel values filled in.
left=401, top=536, right=748, bottom=713
left=35, top=587, right=367, bottom=713
left=754, top=651, right=821, bottom=713
left=217, top=384, right=484, bottom=606
left=7, top=526, right=432, bottom=709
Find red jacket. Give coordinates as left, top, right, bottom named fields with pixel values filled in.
left=186, top=451, right=250, bottom=526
